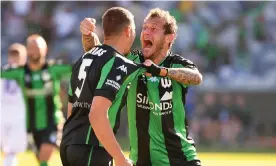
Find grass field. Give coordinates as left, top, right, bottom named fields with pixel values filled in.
left=1, top=151, right=276, bottom=166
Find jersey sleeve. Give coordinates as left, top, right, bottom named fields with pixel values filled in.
left=1, top=65, right=23, bottom=81
left=93, top=58, right=121, bottom=102
left=171, top=56, right=198, bottom=88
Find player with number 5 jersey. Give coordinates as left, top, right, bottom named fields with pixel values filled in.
left=60, top=7, right=156, bottom=166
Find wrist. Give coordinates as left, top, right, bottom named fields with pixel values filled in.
left=160, top=68, right=168, bottom=77
left=82, top=35, right=93, bottom=52
left=114, top=151, right=126, bottom=161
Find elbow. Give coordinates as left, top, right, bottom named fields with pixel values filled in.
left=89, top=111, right=99, bottom=128
left=191, top=72, right=202, bottom=85
left=196, top=73, right=203, bottom=85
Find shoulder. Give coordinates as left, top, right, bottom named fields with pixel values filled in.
left=1, top=64, right=23, bottom=71
left=47, top=59, right=70, bottom=66
left=115, top=54, right=138, bottom=67
left=170, top=54, right=197, bottom=68
left=127, top=49, right=143, bottom=62
left=129, top=49, right=142, bottom=56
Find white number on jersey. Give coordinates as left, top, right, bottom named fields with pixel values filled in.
left=75, top=59, right=93, bottom=98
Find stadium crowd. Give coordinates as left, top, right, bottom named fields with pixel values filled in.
left=1, top=1, right=276, bottom=149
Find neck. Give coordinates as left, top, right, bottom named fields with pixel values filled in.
left=103, top=37, right=125, bottom=55
left=150, top=49, right=170, bottom=65
left=28, top=58, right=45, bottom=71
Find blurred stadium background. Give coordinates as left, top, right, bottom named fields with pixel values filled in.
left=1, top=1, right=276, bottom=166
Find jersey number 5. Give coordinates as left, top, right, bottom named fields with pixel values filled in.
left=75, top=59, right=93, bottom=98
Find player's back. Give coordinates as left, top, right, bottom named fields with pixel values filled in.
left=62, top=44, right=144, bottom=146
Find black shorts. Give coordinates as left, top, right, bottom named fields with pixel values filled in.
left=32, top=126, right=58, bottom=151
left=60, top=144, right=113, bottom=166
left=135, top=159, right=201, bottom=166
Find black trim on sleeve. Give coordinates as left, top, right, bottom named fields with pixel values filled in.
left=171, top=54, right=197, bottom=69
left=68, top=95, right=74, bottom=103
left=94, top=89, right=115, bottom=103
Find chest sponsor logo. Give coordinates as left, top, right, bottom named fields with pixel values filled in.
left=161, top=78, right=172, bottom=88
left=105, top=79, right=120, bottom=90
left=117, top=65, right=127, bottom=74
left=136, top=93, right=173, bottom=115
left=161, top=91, right=172, bottom=101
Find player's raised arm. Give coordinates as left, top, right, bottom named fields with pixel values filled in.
left=143, top=57, right=202, bottom=86
left=80, top=18, right=101, bottom=52
left=166, top=67, right=202, bottom=85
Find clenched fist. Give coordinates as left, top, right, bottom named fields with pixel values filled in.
left=80, top=18, right=96, bottom=35
left=143, top=59, right=168, bottom=77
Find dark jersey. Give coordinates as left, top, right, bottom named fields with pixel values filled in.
left=1, top=61, right=71, bottom=131
left=126, top=50, right=199, bottom=165
left=62, top=45, right=145, bottom=146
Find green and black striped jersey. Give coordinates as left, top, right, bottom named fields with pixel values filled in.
left=61, top=45, right=145, bottom=146
left=1, top=60, right=71, bottom=131
left=126, top=50, right=200, bottom=165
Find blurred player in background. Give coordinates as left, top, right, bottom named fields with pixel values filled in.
left=1, top=43, right=27, bottom=166
left=80, top=8, right=202, bottom=166
left=1, top=35, right=72, bottom=166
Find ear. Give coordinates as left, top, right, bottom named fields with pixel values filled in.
left=165, top=33, right=175, bottom=43
left=125, top=26, right=131, bottom=38
left=43, top=47, right=48, bottom=57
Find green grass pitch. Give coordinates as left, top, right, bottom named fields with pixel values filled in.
left=1, top=151, right=276, bottom=166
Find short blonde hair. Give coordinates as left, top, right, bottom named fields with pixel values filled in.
left=145, top=8, right=178, bottom=35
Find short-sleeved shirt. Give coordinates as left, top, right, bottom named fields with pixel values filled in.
left=61, top=45, right=145, bottom=146
left=126, top=50, right=200, bottom=165
left=1, top=60, right=71, bottom=131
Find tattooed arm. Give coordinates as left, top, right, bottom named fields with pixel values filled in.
left=82, top=32, right=101, bottom=52
left=166, top=68, right=202, bottom=85
left=144, top=58, right=202, bottom=86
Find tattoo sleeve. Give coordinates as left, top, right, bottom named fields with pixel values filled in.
left=167, top=68, right=202, bottom=85
left=82, top=32, right=101, bottom=52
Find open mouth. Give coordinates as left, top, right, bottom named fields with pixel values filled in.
left=144, top=39, right=153, bottom=48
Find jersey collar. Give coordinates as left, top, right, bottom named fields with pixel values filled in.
left=159, top=51, right=173, bottom=67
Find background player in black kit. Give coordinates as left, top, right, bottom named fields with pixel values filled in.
left=60, top=7, right=148, bottom=166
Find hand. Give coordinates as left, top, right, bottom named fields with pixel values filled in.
left=143, top=59, right=168, bottom=77
left=114, top=157, right=133, bottom=166
left=80, top=18, right=96, bottom=35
